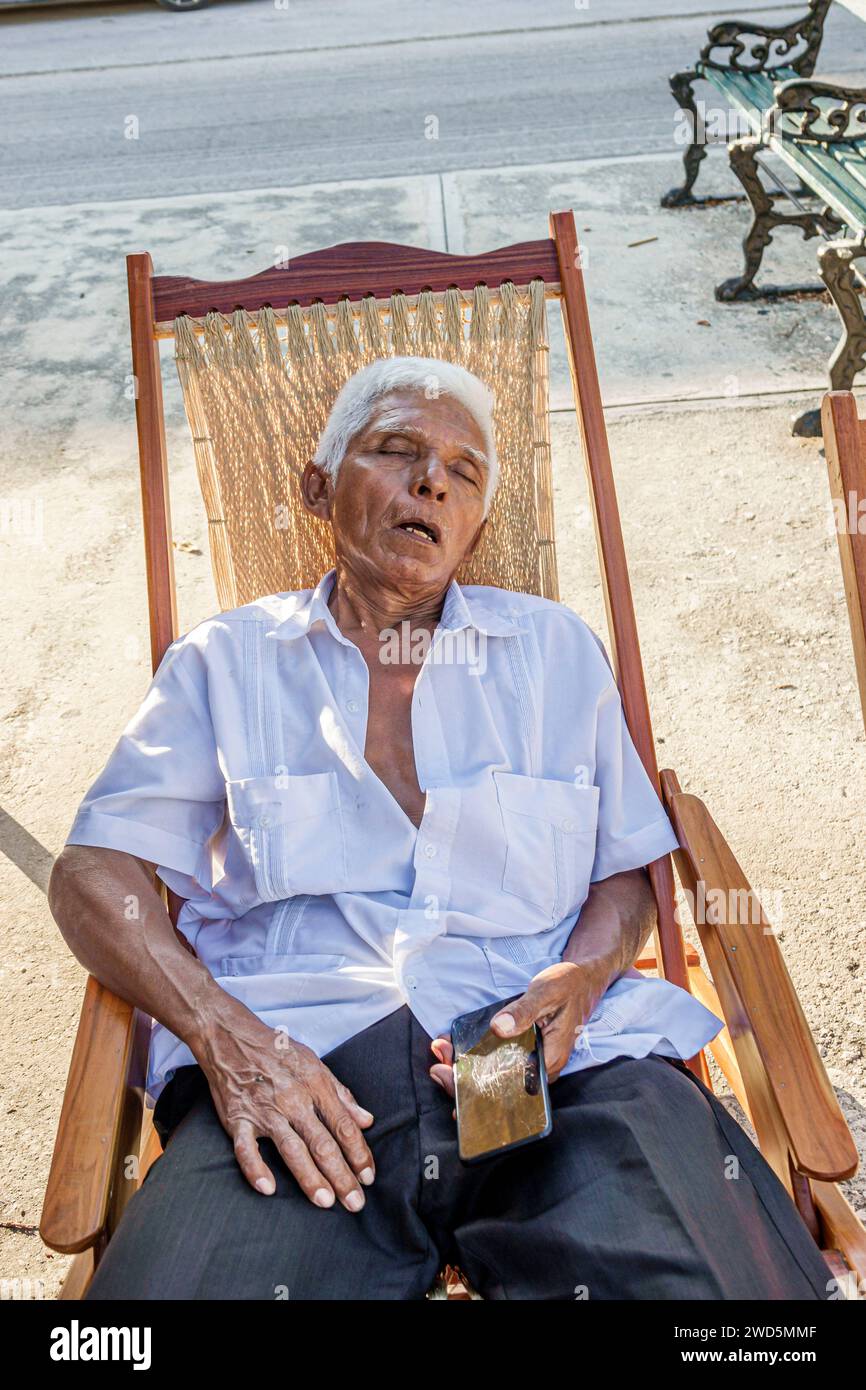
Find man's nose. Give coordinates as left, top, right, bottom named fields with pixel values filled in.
left=409, top=454, right=448, bottom=502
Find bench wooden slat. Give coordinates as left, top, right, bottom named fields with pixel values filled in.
left=829, top=140, right=866, bottom=197
left=699, top=65, right=791, bottom=125
left=822, top=140, right=866, bottom=207
left=771, top=136, right=866, bottom=226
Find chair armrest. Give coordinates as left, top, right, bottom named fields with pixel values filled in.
left=772, top=77, right=866, bottom=143
left=40, top=975, right=149, bottom=1255
left=660, top=770, right=858, bottom=1182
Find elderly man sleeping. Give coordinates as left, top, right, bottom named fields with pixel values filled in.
left=50, top=358, right=830, bottom=1301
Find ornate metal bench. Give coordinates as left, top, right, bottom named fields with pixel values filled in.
left=662, top=1, right=866, bottom=435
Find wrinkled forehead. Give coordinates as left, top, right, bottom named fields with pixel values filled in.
left=361, top=388, right=490, bottom=462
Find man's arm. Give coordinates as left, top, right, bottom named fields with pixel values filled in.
left=490, top=866, right=656, bottom=1079
left=429, top=867, right=657, bottom=1091
left=49, top=845, right=231, bottom=1046
left=561, top=866, right=657, bottom=999
left=48, top=845, right=376, bottom=1211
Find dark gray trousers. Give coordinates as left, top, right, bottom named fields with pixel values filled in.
left=86, top=1006, right=831, bottom=1300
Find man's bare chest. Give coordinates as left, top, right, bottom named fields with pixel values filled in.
left=361, top=657, right=425, bottom=829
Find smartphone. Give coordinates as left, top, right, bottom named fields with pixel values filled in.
left=451, top=997, right=552, bottom=1164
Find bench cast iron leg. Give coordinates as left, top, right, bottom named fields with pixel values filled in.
left=716, top=137, right=842, bottom=302
left=661, top=70, right=708, bottom=207
left=792, top=237, right=866, bottom=437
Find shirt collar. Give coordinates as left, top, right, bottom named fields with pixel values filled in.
left=438, top=578, right=526, bottom=637
left=268, top=570, right=349, bottom=646
left=270, top=569, right=525, bottom=644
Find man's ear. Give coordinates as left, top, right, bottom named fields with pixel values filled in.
left=301, top=461, right=332, bottom=520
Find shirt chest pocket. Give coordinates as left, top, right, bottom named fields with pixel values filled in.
left=225, top=771, right=347, bottom=902
left=482, top=929, right=562, bottom=991
left=493, top=771, right=599, bottom=925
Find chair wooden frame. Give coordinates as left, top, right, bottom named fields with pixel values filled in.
left=823, top=391, right=866, bottom=736
left=40, top=210, right=865, bottom=1298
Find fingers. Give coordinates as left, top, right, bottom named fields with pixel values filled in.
left=430, top=1034, right=456, bottom=1097
left=491, top=981, right=551, bottom=1039
left=539, top=1013, right=577, bottom=1082
left=333, top=1079, right=375, bottom=1129
left=267, top=1118, right=343, bottom=1209
left=232, top=1118, right=277, bottom=1196
left=429, top=1061, right=455, bottom=1097
left=490, top=973, right=587, bottom=1082
left=430, top=1035, right=453, bottom=1066
left=289, top=1105, right=369, bottom=1212
left=233, top=1117, right=338, bottom=1210
left=316, top=1087, right=376, bottom=1189
left=230, top=1072, right=375, bottom=1212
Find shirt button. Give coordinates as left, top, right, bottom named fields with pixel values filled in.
left=562, top=818, right=574, bottom=833
left=346, top=699, right=359, bottom=713
left=423, top=844, right=437, bottom=859
left=405, top=975, right=417, bottom=989
left=260, top=814, right=272, bottom=828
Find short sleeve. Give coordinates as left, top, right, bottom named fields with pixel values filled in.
left=590, top=679, right=679, bottom=882
left=64, top=634, right=226, bottom=896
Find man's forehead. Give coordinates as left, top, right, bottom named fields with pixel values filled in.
left=363, top=394, right=488, bottom=456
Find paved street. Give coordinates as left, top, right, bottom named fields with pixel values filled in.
left=2, top=1, right=865, bottom=207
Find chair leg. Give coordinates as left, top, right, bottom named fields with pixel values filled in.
left=793, top=236, right=866, bottom=437
left=58, top=1248, right=96, bottom=1300
left=661, top=70, right=709, bottom=208
left=716, top=137, right=842, bottom=302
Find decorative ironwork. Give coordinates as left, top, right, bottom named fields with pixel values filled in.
left=660, top=69, right=708, bottom=207
left=794, top=233, right=866, bottom=436
left=771, top=78, right=866, bottom=144
left=716, top=136, right=843, bottom=301
left=661, top=1, right=832, bottom=206
left=819, top=235, right=866, bottom=387
left=700, top=0, right=832, bottom=77
left=660, top=5, right=866, bottom=434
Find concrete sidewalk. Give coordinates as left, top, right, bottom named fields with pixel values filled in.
left=0, top=146, right=846, bottom=443
left=2, top=148, right=865, bottom=1296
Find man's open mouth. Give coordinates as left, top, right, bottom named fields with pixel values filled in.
left=394, top=519, right=440, bottom=545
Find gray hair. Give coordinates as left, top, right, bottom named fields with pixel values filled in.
left=312, top=356, right=499, bottom=515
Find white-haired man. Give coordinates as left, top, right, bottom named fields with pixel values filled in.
left=50, top=358, right=830, bottom=1300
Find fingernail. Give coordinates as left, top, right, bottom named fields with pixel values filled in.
left=354, top=1107, right=374, bottom=1123
left=255, top=1177, right=274, bottom=1195
left=494, top=1012, right=516, bottom=1034
left=313, top=1187, right=335, bottom=1208
left=345, top=1190, right=365, bottom=1212
left=359, top=1167, right=375, bottom=1186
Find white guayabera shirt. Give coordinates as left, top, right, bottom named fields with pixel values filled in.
left=66, top=570, right=722, bottom=1103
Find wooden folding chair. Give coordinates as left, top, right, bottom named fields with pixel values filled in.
left=823, top=391, right=866, bottom=738
left=40, top=210, right=865, bottom=1299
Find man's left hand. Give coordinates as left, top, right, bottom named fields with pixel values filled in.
left=429, top=960, right=600, bottom=1098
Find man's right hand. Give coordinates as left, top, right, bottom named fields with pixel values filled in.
left=194, top=1011, right=376, bottom=1212
left=48, top=848, right=374, bottom=1211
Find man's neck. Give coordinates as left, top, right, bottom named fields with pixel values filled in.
left=327, top=564, right=449, bottom=643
